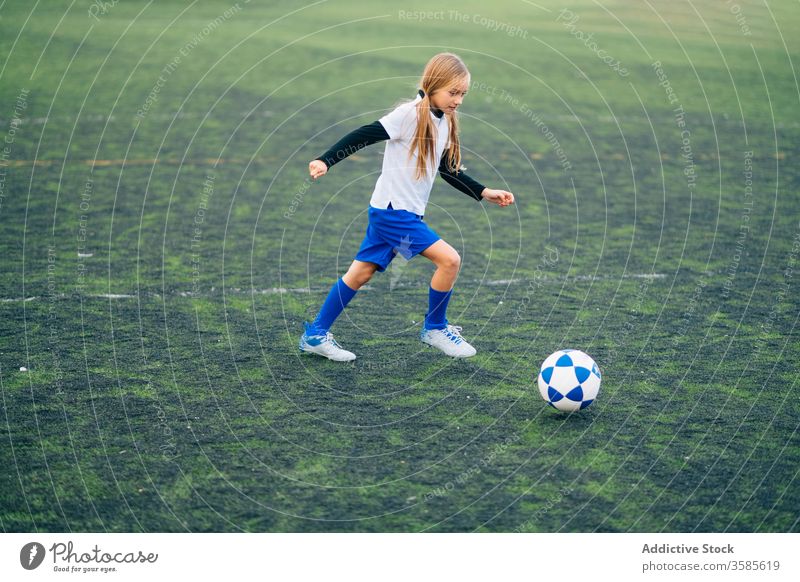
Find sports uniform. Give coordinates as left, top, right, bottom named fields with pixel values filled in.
left=300, top=90, right=485, bottom=360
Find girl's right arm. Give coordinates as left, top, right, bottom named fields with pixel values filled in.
left=309, top=121, right=390, bottom=179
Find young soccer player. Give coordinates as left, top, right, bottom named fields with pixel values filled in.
left=300, top=52, right=514, bottom=361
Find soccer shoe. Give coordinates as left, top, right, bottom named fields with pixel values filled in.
left=299, top=323, right=356, bottom=362
left=420, top=324, right=477, bottom=358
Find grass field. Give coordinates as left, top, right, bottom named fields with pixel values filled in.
left=0, top=0, right=798, bottom=532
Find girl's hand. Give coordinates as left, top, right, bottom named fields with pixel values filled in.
left=481, top=188, right=515, bottom=207
left=309, top=159, right=328, bottom=180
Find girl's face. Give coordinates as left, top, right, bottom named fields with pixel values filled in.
left=430, top=78, right=469, bottom=114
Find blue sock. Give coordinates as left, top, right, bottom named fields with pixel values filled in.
left=307, top=278, right=358, bottom=335
left=424, top=286, right=452, bottom=330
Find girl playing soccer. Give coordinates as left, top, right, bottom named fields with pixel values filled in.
left=300, top=52, right=514, bottom=361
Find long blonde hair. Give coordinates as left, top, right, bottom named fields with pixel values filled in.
left=410, top=53, right=469, bottom=180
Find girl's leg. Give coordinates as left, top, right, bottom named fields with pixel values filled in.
left=420, top=240, right=461, bottom=330
left=342, top=260, right=379, bottom=290
left=307, top=260, right=378, bottom=335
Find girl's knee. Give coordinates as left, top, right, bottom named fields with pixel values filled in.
left=358, top=268, right=376, bottom=286
left=345, top=262, right=377, bottom=288
left=441, top=252, right=461, bottom=271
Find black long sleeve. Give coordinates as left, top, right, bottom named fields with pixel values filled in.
left=315, top=121, right=390, bottom=168
left=438, top=156, right=486, bottom=202
left=316, top=118, right=486, bottom=202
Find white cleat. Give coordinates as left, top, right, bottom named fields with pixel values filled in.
left=299, top=323, right=356, bottom=362
left=420, top=324, right=477, bottom=358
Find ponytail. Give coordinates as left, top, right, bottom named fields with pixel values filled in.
left=408, top=53, right=468, bottom=180
left=410, top=92, right=439, bottom=181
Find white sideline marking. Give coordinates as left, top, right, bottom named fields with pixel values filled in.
left=484, top=273, right=666, bottom=286
left=0, top=274, right=668, bottom=302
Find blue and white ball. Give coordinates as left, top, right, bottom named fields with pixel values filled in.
left=537, top=349, right=601, bottom=412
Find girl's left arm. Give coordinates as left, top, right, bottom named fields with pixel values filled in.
left=480, top=187, right=515, bottom=207
left=438, top=157, right=485, bottom=201
left=438, top=157, right=515, bottom=207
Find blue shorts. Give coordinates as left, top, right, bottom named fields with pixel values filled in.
left=355, top=203, right=441, bottom=272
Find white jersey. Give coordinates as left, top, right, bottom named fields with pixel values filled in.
left=370, top=93, right=449, bottom=216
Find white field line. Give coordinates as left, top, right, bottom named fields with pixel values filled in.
left=0, top=273, right=668, bottom=302
left=3, top=112, right=795, bottom=127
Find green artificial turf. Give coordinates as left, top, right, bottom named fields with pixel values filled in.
left=0, top=0, right=798, bottom=532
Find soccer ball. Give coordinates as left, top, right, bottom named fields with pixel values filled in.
left=537, top=349, right=601, bottom=411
